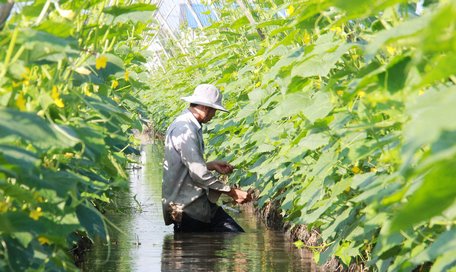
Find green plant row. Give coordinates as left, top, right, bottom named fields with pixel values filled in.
left=144, top=0, right=456, bottom=270
left=0, top=1, right=155, bottom=270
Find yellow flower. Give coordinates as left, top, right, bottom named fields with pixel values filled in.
left=287, top=5, right=295, bottom=15
left=337, top=90, right=344, bottom=96
left=386, top=46, right=396, bottom=55
left=111, top=80, right=119, bottom=89
left=344, top=186, right=351, bottom=193
left=113, top=96, right=120, bottom=104
left=418, top=89, right=425, bottom=96
left=358, top=91, right=366, bottom=98
left=93, top=85, right=99, bottom=92
left=83, top=84, right=92, bottom=96
left=95, top=55, right=108, bottom=70
left=51, top=86, right=64, bottom=108
left=370, top=167, right=377, bottom=173
left=352, top=166, right=361, bottom=174
left=21, top=67, right=30, bottom=80
left=54, top=99, right=64, bottom=108
left=64, top=152, right=74, bottom=159
left=16, top=92, right=26, bottom=111
left=124, top=71, right=129, bottom=81
left=0, top=201, right=10, bottom=213
left=302, top=31, right=311, bottom=44
left=29, top=207, right=43, bottom=220
left=330, top=26, right=343, bottom=35
left=33, top=192, right=45, bottom=203
left=38, top=236, right=51, bottom=245
left=255, top=81, right=261, bottom=87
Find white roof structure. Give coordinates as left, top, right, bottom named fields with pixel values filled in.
left=147, top=0, right=219, bottom=71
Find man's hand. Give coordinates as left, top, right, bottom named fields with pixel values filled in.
left=207, top=160, right=234, bottom=174
left=227, top=188, right=253, bottom=204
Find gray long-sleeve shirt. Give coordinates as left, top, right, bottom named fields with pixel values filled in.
left=162, top=109, right=230, bottom=225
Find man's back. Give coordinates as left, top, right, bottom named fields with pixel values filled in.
left=161, top=84, right=250, bottom=232
left=162, top=109, right=230, bottom=225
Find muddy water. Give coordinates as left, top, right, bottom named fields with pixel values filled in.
left=82, top=144, right=318, bottom=272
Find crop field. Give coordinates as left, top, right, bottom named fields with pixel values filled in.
left=1, top=0, right=456, bottom=271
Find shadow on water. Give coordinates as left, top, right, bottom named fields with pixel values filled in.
left=82, top=144, right=318, bottom=272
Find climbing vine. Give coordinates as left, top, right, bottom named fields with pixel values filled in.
left=145, top=0, right=456, bottom=270
left=0, top=1, right=155, bottom=270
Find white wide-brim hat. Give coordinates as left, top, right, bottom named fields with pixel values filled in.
left=181, top=84, right=228, bottom=112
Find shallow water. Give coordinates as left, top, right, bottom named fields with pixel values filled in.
left=81, top=144, right=318, bottom=272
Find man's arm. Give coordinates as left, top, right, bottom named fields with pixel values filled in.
left=172, top=126, right=253, bottom=203
left=225, top=187, right=252, bottom=204
left=207, top=160, right=234, bottom=174
left=172, top=126, right=230, bottom=192
left=207, top=161, right=252, bottom=203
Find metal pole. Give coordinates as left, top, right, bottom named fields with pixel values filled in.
left=157, top=38, right=171, bottom=60
left=210, top=4, right=220, bottom=21
left=235, top=0, right=265, bottom=40
left=154, top=50, right=166, bottom=72
left=184, top=0, right=203, bottom=29
left=156, top=12, right=188, bottom=55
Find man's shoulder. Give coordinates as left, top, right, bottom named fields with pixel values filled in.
left=167, top=117, right=197, bottom=136
left=169, top=111, right=198, bottom=129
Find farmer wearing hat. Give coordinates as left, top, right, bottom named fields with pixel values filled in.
left=162, top=84, right=251, bottom=232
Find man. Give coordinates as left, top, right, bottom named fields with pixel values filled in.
left=162, top=84, right=251, bottom=232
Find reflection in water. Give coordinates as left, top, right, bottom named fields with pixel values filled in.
left=161, top=214, right=318, bottom=272
left=82, top=144, right=318, bottom=272
left=161, top=233, right=230, bottom=271
left=161, top=232, right=316, bottom=272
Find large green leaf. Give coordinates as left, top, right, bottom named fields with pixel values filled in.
left=301, top=91, right=334, bottom=123
left=430, top=249, right=456, bottom=272
left=0, top=211, right=78, bottom=237
left=103, top=3, right=156, bottom=16
left=391, top=157, right=456, bottom=231
left=291, top=43, right=353, bottom=79
left=334, top=0, right=404, bottom=19
left=0, top=145, right=39, bottom=175
left=262, top=47, right=304, bottom=84
left=260, top=91, right=333, bottom=124
left=410, top=228, right=456, bottom=268
left=261, top=93, right=310, bottom=123
left=378, top=55, right=411, bottom=93
left=230, top=16, right=249, bottom=29
left=365, top=13, right=432, bottom=58
left=35, top=19, right=74, bottom=38
left=17, top=29, right=79, bottom=61
left=34, top=170, right=82, bottom=198
left=76, top=203, right=108, bottom=241
left=402, top=86, right=456, bottom=167
left=102, top=4, right=157, bottom=23
left=0, top=181, right=36, bottom=203
left=0, top=108, right=79, bottom=149
left=298, top=132, right=330, bottom=150
left=370, top=222, right=404, bottom=265
left=418, top=52, right=456, bottom=88
left=72, top=124, right=106, bottom=161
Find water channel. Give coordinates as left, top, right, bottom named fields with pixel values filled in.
left=81, top=144, right=318, bottom=271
